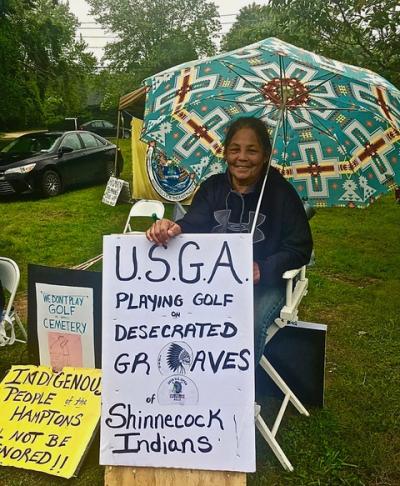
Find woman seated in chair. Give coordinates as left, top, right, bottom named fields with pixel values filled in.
left=146, top=117, right=313, bottom=364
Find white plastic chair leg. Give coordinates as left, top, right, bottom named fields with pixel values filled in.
left=256, top=355, right=309, bottom=471
left=13, top=311, right=27, bottom=343
left=255, top=408, right=294, bottom=472
left=260, top=355, right=309, bottom=417
left=255, top=264, right=310, bottom=470
left=0, top=322, right=10, bottom=346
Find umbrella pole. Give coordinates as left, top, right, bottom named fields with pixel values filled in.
left=250, top=108, right=284, bottom=236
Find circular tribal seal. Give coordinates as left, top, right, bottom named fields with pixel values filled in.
left=157, top=341, right=193, bottom=375
left=145, top=142, right=197, bottom=202
left=157, top=375, right=199, bottom=405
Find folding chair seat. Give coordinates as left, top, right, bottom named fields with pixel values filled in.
left=123, top=199, right=165, bottom=233
left=255, top=265, right=309, bottom=471
left=0, top=257, right=27, bottom=346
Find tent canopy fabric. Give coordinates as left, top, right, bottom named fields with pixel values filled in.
left=130, top=116, right=195, bottom=203
left=119, top=86, right=146, bottom=112
left=119, top=90, right=161, bottom=201
left=130, top=117, right=160, bottom=200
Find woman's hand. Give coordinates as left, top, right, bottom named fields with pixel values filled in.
left=146, top=218, right=182, bottom=245
left=253, top=261, right=260, bottom=285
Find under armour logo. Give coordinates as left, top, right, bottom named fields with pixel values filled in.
left=212, top=210, right=266, bottom=243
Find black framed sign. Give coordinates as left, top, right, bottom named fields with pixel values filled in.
left=257, top=321, right=327, bottom=407
left=28, top=265, right=102, bottom=369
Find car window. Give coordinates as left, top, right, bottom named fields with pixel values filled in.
left=103, top=121, right=114, bottom=128
left=60, top=133, right=82, bottom=151
left=36, top=134, right=62, bottom=151
left=1, top=136, right=37, bottom=154
left=92, top=121, right=103, bottom=128
left=80, top=132, right=101, bottom=149
left=93, top=134, right=107, bottom=146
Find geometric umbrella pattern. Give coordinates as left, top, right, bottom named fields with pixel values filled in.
left=141, top=38, right=400, bottom=206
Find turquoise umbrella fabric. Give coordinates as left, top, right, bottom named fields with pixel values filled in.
left=141, top=37, right=400, bottom=206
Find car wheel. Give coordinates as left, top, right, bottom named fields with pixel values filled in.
left=41, top=170, right=62, bottom=197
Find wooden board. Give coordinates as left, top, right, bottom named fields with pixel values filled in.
left=105, top=466, right=246, bottom=486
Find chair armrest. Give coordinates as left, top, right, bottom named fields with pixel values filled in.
left=280, top=265, right=308, bottom=323
left=282, top=268, right=303, bottom=280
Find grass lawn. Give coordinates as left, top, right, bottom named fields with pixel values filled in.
left=0, top=138, right=399, bottom=485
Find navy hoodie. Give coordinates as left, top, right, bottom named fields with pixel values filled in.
left=177, top=166, right=313, bottom=286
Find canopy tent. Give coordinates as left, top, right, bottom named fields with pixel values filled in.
left=119, top=86, right=146, bottom=112
left=130, top=117, right=162, bottom=200
left=118, top=86, right=196, bottom=202
left=118, top=87, right=154, bottom=200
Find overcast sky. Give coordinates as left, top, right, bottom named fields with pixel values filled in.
left=67, top=0, right=264, bottom=63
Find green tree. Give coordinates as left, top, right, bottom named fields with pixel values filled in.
left=0, top=1, right=42, bottom=127
left=86, top=0, right=221, bottom=78
left=221, top=0, right=400, bottom=87
left=269, top=0, right=400, bottom=83
left=90, top=71, right=137, bottom=112
left=220, top=3, right=275, bottom=52
left=0, top=0, right=96, bottom=129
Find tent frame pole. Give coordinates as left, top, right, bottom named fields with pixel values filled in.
left=113, top=108, right=122, bottom=175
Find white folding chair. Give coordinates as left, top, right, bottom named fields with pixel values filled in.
left=123, top=199, right=165, bottom=233
left=255, top=265, right=309, bottom=471
left=171, top=201, right=187, bottom=222
left=73, top=199, right=165, bottom=270
left=0, top=257, right=27, bottom=346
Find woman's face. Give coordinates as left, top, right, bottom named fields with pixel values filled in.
left=225, top=127, right=267, bottom=189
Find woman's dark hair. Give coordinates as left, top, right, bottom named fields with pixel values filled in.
left=223, top=117, right=272, bottom=157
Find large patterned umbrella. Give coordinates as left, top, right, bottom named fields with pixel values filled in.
left=141, top=37, right=400, bottom=206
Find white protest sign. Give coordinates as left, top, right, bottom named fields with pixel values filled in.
left=102, top=177, right=123, bottom=206
left=35, top=284, right=95, bottom=369
left=102, top=177, right=131, bottom=206
left=100, top=233, right=255, bottom=472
